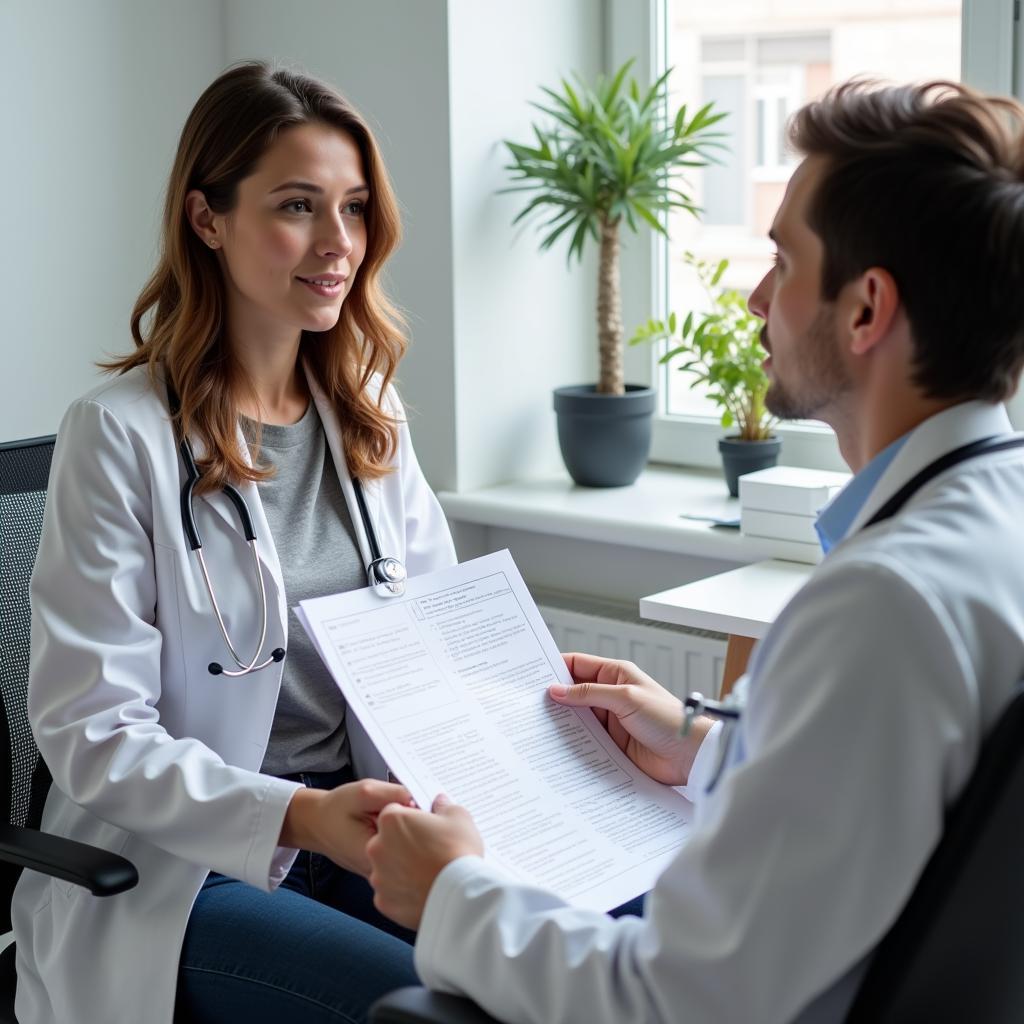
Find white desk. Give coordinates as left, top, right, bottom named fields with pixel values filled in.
left=640, top=560, right=813, bottom=639
left=640, top=559, right=815, bottom=695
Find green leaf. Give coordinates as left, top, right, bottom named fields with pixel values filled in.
left=540, top=211, right=585, bottom=253
left=562, top=78, right=584, bottom=120
left=668, top=311, right=677, bottom=334
left=600, top=58, right=635, bottom=109
left=629, top=199, right=664, bottom=234
left=568, top=218, right=591, bottom=261
left=672, top=103, right=688, bottom=139
left=639, top=67, right=673, bottom=115
left=710, top=259, right=728, bottom=287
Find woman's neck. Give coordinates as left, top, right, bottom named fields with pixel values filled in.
left=232, top=332, right=310, bottom=426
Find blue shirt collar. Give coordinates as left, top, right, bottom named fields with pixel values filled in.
left=815, top=434, right=910, bottom=554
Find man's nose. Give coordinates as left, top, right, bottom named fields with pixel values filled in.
left=747, top=268, right=772, bottom=321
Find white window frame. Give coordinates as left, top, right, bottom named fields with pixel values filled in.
left=608, top=0, right=1024, bottom=472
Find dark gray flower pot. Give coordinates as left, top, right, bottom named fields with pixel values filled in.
left=718, top=436, right=782, bottom=497
left=553, top=385, right=656, bottom=487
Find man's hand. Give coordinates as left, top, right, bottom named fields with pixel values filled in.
left=279, top=779, right=414, bottom=877
left=367, top=794, right=484, bottom=930
left=551, top=653, right=710, bottom=786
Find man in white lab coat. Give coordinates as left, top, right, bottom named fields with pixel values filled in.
left=367, top=80, right=1024, bottom=1023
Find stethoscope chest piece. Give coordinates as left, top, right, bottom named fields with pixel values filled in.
left=369, top=556, right=407, bottom=597
left=353, top=476, right=407, bottom=597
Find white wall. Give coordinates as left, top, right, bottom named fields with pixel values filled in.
left=0, top=1, right=224, bottom=441
left=446, top=0, right=602, bottom=489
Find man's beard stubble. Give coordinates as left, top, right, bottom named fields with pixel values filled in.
left=763, top=305, right=852, bottom=422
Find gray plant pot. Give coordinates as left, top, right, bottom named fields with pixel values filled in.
left=718, top=435, right=782, bottom=497
left=553, top=385, right=656, bottom=487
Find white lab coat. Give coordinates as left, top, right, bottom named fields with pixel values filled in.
left=11, top=363, right=456, bottom=1024
left=415, top=400, right=1024, bottom=1024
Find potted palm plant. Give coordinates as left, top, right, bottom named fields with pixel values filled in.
left=630, top=252, right=780, bottom=495
left=503, top=60, right=725, bottom=486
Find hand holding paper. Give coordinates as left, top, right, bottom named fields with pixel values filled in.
left=368, top=793, right=484, bottom=930
left=297, top=549, right=693, bottom=911
left=551, top=653, right=704, bottom=786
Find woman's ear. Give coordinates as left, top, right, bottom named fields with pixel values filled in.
left=847, top=267, right=900, bottom=356
left=184, top=190, right=223, bottom=250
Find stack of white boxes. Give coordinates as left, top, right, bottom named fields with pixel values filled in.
left=739, top=466, right=851, bottom=563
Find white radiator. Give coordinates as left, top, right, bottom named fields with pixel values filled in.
left=535, top=590, right=727, bottom=700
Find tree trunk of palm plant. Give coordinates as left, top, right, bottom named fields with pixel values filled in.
left=597, top=216, right=624, bottom=395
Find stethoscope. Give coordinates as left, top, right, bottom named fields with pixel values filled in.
left=682, top=433, right=1024, bottom=791
left=166, top=381, right=408, bottom=678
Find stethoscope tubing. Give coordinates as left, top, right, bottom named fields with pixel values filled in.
left=166, top=378, right=407, bottom=677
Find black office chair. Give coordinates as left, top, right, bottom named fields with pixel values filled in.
left=844, top=678, right=1024, bottom=1022
left=0, top=436, right=138, bottom=1023
left=371, top=681, right=1024, bottom=1024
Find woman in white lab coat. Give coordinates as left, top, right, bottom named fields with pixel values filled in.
left=11, top=61, right=456, bottom=1024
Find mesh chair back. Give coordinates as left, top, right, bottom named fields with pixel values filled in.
left=0, top=436, right=56, bottom=931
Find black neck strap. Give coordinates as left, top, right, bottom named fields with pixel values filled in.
left=352, top=477, right=382, bottom=561
left=862, top=435, right=1024, bottom=530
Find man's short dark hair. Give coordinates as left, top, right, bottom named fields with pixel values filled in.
left=790, top=81, right=1024, bottom=402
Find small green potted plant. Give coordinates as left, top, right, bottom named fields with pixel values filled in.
left=503, top=60, right=725, bottom=487
left=630, top=252, right=779, bottom=495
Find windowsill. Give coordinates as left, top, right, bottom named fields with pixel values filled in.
left=650, top=415, right=848, bottom=473
left=438, top=462, right=824, bottom=565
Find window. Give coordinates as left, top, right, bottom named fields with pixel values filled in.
left=607, top=0, right=1021, bottom=469
left=665, top=2, right=961, bottom=424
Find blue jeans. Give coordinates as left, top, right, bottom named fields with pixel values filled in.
left=175, top=767, right=646, bottom=1023
left=175, top=767, right=417, bottom=1024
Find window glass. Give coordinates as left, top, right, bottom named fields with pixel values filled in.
left=664, top=1, right=962, bottom=419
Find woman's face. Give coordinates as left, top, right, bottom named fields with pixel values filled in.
left=198, top=122, right=370, bottom=346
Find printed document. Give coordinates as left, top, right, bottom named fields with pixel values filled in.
left=296, top=549, right=692, bottom=911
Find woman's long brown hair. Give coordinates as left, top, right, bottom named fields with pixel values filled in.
left=104, top=61, right=407, bottom=493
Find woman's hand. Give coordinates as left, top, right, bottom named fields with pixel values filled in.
left=279, top=779, right=414, bottom=877
left=551, top=653, right=709, bottom=786
left=367, top=794, right=484, bottom=930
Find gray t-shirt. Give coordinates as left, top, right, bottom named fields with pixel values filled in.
left=242, top=403, right=365, bottom=775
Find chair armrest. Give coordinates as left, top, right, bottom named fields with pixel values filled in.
left=0, top=822, right=138, bottom=896
left=370, top=987, right=503, bottom=1024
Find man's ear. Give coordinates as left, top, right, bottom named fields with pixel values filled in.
left=846, top=268, right=899, bottom=356
left=184, top=190, right=224, bottom=249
